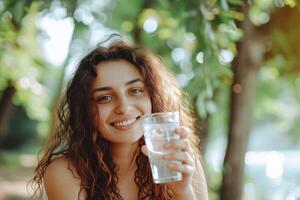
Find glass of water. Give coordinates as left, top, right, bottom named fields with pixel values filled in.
left=142, top=112, right=182, bottom=184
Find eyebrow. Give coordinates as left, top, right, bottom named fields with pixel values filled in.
left=92, top=78, right=144, bottom=93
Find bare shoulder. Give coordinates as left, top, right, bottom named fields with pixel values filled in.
left=44, top=156, right=86, bottom=200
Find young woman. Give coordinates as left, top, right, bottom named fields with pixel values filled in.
left=32, top=40, right=208, bottom=200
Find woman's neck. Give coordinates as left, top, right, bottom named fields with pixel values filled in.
left=111, top=142, right=139, bottom=177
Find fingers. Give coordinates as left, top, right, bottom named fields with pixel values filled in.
left=174, top=127, right=192, bottom=139
left=164, top=139, right=190, bottom=152
left=167, top=162, right=195, bottom=174
left=164, top=126, right=192, bottom=152
left=143, top=126, right=196, bottom=175
left=163, top=151, right=194, bottom=165
left=165, top=126, right=195, bottom=174
left=164, top=152, right=196, bottom=175
left=141, top=145, right=148, bottom=156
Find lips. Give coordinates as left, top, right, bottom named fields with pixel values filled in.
left=110, top=116, right=141, bottom=128
left=113, top=118, right=136, bottom=127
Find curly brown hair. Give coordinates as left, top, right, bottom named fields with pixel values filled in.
left=31, top=40, right=200, bottom=199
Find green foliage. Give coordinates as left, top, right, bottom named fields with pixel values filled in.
left=0, top=0, right=299, bottom=198
left=254, top=2, right=300, bottom=145
left=0, top=2, right=50, bottom=123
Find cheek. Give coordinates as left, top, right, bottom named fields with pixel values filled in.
left=91, top=104, right=110, bottom=131
left=96, top=106, right=110, bottom=125
left=95, top=106, right=110, bottom=138
left=142, top=97, right=152, bottom=114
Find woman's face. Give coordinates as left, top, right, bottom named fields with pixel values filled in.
left=91, top=59, right=152, bottom=144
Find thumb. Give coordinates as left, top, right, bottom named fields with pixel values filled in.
left=141, top=145, right=148, bottom=156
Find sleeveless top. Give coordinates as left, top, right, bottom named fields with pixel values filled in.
left=42, top=182, right=48, bottom=200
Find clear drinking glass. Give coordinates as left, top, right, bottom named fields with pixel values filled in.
left=142, top=112, right=182, bottom=184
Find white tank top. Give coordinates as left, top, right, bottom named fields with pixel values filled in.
left=42, top=182, right=48, bottom=200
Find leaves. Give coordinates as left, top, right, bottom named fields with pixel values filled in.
left=0, top=1, right=50, bottom=123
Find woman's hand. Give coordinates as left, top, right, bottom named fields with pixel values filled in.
left=141, top=126, right=197, bottom=199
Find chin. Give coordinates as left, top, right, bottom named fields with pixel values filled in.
left=114, top=134, right=144, bottom=144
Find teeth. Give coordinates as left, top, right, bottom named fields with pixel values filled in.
left=113, top=119, right=136, bottom=127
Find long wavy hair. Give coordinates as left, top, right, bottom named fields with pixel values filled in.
left=32, top=40, right=200, bottom=199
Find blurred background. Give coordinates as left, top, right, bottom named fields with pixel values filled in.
left=0, top=0, right=299, bottom=199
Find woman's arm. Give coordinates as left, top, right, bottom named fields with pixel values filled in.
left=44, top=157, right=86, bottom=200
left=172, top=158, right=209, bottom=200
left=193, top=158, right=209, bottom=200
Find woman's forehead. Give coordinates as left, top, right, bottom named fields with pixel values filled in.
left=92, top=60, right=144, bottom=88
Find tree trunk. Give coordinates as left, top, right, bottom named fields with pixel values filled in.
left=220, top=2, right=265, bottom=200
left=0, top=84, right=16, bottom=139
left=198, top=116, right=209, bottom=155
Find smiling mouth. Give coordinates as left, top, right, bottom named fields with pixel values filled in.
left=110, top=116, right=141, bottom=127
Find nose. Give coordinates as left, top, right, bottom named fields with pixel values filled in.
left=114, top=97, right=133, bottom=115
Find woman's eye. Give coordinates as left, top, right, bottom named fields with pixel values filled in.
left=97, top=95, right=113, bottom=103
left=130, top=88, right=143, bottom=95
